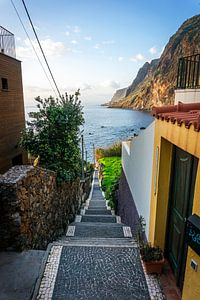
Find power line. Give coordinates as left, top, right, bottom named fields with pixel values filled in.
left=10, top=0, right=57, bottom=98
left=21, top=0, right=62, bottom=99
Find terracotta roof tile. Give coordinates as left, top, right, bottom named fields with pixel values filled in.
left=152, top=102, right=200, bottom=131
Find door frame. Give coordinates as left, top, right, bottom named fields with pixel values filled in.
left=165, top=145, right=198, bottom=290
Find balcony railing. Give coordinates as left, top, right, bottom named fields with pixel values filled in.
left=176, top=54, right=200, bottom=89
left=0, top=26, right=16, bottom=58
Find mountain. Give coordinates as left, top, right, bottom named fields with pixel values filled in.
left=109, top=87, right=128, bottom=104
left=108, top=14, right=200, bottom=110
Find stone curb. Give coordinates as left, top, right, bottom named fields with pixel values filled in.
left=31, top=243, right=54, bottom=300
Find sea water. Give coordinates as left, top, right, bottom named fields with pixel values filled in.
left=25, top=104, right=153, bottom=162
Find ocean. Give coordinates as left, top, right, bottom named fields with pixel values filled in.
left=25, top=104, right=153, bottom=162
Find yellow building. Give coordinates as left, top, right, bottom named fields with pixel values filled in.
left=149, top=101, right=200, bottom=299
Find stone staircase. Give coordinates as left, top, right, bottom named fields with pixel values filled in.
left=35, top=170, right=151, bottom=300
left=55, top=170, right=135, bottom=247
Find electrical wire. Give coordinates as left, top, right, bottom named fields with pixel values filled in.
left=21, top=0, right=62, bottom=99
left=10, top=0, right=58, bottom=98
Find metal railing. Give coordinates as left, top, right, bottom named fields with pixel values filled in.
left=176, top=54, right=200, bottom=89
left=0, top=26, right=16, bottom=58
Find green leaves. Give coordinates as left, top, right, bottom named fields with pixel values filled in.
left=99, top=157, right=122, bottom=210
left=20, top=91, right=84, bottom=183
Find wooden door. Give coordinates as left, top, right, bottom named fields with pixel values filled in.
left=166, top=146, right=198, bottom=289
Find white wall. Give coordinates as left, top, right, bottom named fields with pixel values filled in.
left=175, top=89, right=200, bottom=104
left=122, top=121, right=155, bottom=237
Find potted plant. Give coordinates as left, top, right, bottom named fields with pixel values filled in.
left=140, top=243, right=165, bottom=274
left=137, top=216, right=164, bottom=274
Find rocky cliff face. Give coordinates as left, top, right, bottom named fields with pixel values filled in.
left=110, top=87, right=128, bottom=104
left=108, top=14, right=200, bottom=110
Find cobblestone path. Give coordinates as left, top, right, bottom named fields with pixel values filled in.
left=35, top=170, right=151, bottom=300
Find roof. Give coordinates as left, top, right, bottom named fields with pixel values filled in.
left=152, top=102, right=200, bottom=132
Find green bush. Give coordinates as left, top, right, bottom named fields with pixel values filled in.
left=99, top=157, right=121, bottom=209
left=96, top=142, right=121, bottom=160
left=20, top=91, right=84, bottom=183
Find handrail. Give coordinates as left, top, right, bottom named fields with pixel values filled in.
left=0, top=26, right=16, bottom=58
left=176, top=54, right=200, bottom=89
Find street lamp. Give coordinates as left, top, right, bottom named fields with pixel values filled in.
left=85, top=149, right=88, bottom=176
left=81, top=133, right=84, bottom=180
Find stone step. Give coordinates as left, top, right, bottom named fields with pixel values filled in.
left=84, top=209, right=113, bottom=215
left=90, top=196, right=106, bottom=202
left=88, top=200, right=107, bottom=208
left=54, top=237, right=137, bottom=247
left=87, top=206, right=110, bottom=210
left=66, top=223, right=132, bottom=238
left=79, top=215, right=117, bottom=223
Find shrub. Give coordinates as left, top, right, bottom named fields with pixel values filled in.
left=96, top=142, right=121, bottom=160
left=20, top=91, right=84, bottom=183
left=140, top=243, right=163, bottom=262
left=99, top=157, right=121, bottom=210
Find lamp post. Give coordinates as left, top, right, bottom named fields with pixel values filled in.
left=93, top=143, right=95, bottom=167
left=85, top=149, right=87, bottom=176
left=81, top=134, right=84, bottom=180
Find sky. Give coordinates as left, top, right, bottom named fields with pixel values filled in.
left=0, top=0, right=199, bottom=106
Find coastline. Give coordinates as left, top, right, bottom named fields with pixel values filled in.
left=100, top=103, right=151, bottom=113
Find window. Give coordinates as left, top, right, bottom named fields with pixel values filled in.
left=1, top=77, right=8, bottom=90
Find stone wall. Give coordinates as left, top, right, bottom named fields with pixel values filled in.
left=0, top=166, right=92, bottom=250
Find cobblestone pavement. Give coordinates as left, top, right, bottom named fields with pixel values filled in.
left=36, top=170, right=165, bottom=300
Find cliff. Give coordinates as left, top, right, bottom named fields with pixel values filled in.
left=108, top=14, right=200, bottom=110
left=110, top=87, right=128, bottom=104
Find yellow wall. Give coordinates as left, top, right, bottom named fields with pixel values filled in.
left=149, top=119, right=200, bottom=299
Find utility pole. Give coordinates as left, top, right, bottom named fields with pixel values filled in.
left=93, top=143, right=95, bottom=167
left=85, top=150, right=87, bottom=176
left=81, top=134, right=84, bottom=180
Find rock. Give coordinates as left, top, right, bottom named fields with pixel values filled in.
left=108, top=14, right=200, bottom=110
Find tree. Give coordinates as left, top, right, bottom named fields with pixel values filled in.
left=20, top=91, right=84, bottom=183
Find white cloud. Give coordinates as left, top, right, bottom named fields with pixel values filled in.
left=40, top=39, right=66, bottom=56
left=71, top=40, right=78, bottom=44
left=16, top=38, right=66, bottom=60
left=73, top=26, right=81, bottom=33
left=149, top=46, right=157, bottom=55
left=102, top=40, right=115, bottom=45
left=65, top=31, right=70, bottom=36
left=94, top=43, right=100, bottom=49
left=130, top=53, right=145, bottom=62
left=118, top=56, right=124, bottom=62
left=100, top=80, right=120, bottom=89
left=84, top=36, right=92, bottom=41
left=80, top=83, right=92, bottom=91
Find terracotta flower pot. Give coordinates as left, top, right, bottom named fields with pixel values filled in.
left=143, top=258, right=165, bottom=274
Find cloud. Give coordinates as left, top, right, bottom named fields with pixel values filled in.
left=94, top=43, right=100, bottom=49
left=16, top=38, right=66, bottom=60
left=149, top=46, right=157, bottom=55
left=65, top=31, right=70, bottom=36
left=73, top=26, right=81, bottom=33
left=71, top=40, right=78, bottom=44
left=84, top=36, right=92, bottom=41
left=118, top=56, right=124, bottom=62
left=100, top=80, right=120, bottom=89
left=80, top=83, right=92, bottom=91
left=130, top=53, right=145, bottom=62
left=102, top=40, right=115, bottom=45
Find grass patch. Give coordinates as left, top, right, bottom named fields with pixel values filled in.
left=99, top=156, right=122, bottom=209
